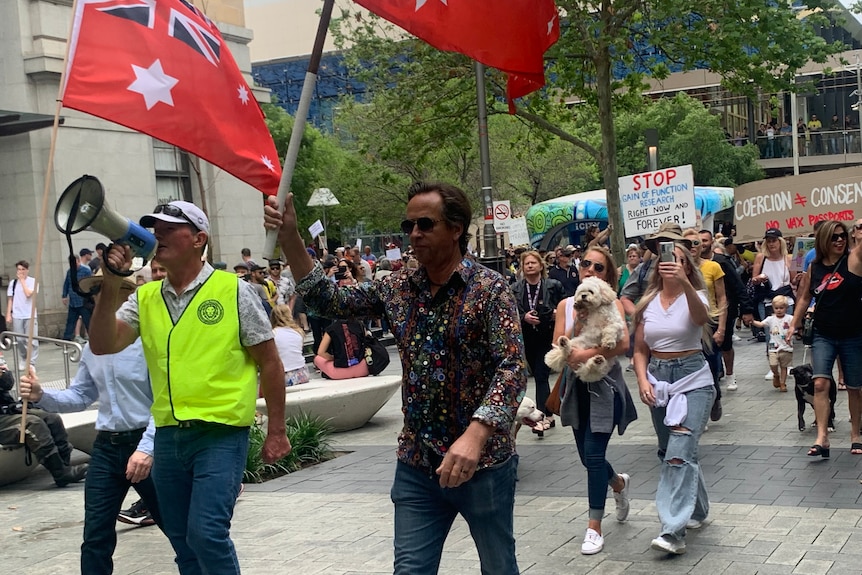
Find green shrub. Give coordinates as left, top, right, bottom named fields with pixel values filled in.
left=244, top=413, right=334, bottom=483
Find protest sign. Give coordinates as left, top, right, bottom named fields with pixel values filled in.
left=733, top=166, right=862, bottom=240
left=619, top=165, right=696, bottom=238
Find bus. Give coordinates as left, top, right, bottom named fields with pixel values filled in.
left=525, top=186, right=735, bottom=249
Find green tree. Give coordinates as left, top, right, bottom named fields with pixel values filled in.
left=264, top=103, right=408, bottom=245
left=332, top=0, right=844, bottom=260
left=614, top=93, right=763, bottom=187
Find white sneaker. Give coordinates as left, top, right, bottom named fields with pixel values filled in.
left=765, top=370, right=774, bottom=380
left=732, top=334, right=741, bottom=342
left=613, top=473, right=630, bottom=522
left=686, top=517, right=708, bottom=529
left=651, top=535, right=686, bottom=555
left=581, top=528, right=604, bottom=555
left=726, top=375, right=738, bottom=391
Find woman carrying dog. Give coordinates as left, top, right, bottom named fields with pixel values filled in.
left=512, top=250, right=565, bottom=434
left=633, top=242, right=716, bottom=555
left=551, top=246, right=637, bottom=555
left=790, top=220, right=862, bottom=458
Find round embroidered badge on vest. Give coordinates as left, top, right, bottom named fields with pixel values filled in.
left=197, top=299, right=225, bottom=325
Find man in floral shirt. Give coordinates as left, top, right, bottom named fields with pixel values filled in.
left=266, top=181, right=527, bottom=575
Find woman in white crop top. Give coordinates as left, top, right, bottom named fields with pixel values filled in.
left=633, top=242, right=716, bottom=556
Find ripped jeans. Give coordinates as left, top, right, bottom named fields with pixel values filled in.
left=649, top=354, right=714, bottom=541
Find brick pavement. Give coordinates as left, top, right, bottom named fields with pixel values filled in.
left=2, top=329, right=861, bottom=574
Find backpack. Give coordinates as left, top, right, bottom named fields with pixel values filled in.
left=363, top=332, right=390, bottom=375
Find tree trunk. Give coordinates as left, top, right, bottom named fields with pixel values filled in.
left=594, top=42, right=625, bottom=265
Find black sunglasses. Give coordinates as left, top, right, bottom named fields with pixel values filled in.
left=153, top=204, right=196, bottom=228
left=831, top=232, right=848, bottom=242
left=400, top=217, right=442, bottom=234
left=855, top=224, right=862, bottom=231
left=579, top=259, right=605, bottom=273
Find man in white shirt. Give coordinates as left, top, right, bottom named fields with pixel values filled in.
left=5, top=260, right=38, bottom=368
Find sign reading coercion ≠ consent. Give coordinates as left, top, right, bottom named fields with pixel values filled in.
left=619, top=165, right=696, bottom=238
left=733, top=165, right=862, bottom=241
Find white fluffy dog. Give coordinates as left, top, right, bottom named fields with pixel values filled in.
left=544, top=276, right=626, bottom=382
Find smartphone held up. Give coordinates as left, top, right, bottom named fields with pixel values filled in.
left=659, top=241, right=675, bottom=263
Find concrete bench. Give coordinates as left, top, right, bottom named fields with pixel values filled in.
left=61, top=410, right=99, bottom=455
left=256, top=374, right=401, bottom=432
left=0, top=409, right=97, bottom=487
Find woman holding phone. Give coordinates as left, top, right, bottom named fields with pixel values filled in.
left=634, top=241, right=715, bottom=555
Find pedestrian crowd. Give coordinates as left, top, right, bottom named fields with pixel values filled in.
left=2, top=184, right=861, bottom=573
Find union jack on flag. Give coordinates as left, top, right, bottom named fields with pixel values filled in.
left=62, top=0, right=282, bottom=196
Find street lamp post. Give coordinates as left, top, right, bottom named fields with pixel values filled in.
left=645, top=128, right=659, bottom=172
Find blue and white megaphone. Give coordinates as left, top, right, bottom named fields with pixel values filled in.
left=55, top=175, right=156, bottom=281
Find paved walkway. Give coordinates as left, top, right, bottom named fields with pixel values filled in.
left=2, top=330, right=861, bottom=574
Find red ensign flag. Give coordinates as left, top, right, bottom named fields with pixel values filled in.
left=61, top=0, right=281, bottom=196
left=353, top=0, right=560, bottom=110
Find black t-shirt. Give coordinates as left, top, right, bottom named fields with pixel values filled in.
left=324, top=320, right=366, bottom=368
left=810, top=257, right=862, bottom=338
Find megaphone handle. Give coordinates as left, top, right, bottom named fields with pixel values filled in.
left=102, top=242, right=134, bottom=278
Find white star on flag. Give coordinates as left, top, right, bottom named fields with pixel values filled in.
left=237, top=84, right=250, bottom=105
left=415, top=0, right=447, bottom=11
left=261, top=155, right=275, bottom=172
left=127, top=59, right=179, bottom=110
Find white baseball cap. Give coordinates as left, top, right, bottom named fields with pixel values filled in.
left=140, top=201, right=209, bottom=235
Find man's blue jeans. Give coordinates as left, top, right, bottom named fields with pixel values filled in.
left=62, top=305, right=92, bottom=341
left=153, top=424, right=249, bottom=575
left=391, top=456, right=519, bottom=575
left=82, top=433, right=162, bottom=575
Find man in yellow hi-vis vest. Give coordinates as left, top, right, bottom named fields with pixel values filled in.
left=89, top=201, right=290, bottom=575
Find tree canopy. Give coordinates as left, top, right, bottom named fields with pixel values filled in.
left=331, top=0, right=845, bottom=259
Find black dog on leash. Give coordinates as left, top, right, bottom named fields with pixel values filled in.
left=790, top=363, right=836, bottom=432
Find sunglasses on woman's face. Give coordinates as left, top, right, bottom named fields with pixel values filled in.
left=854, top=224, right=862, bottom=231
left=579, top=259, right=605, bottom=273
left=831, top=232, right=848, bottom=243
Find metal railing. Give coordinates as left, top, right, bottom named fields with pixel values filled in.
left=753, top=128, right=862, bottom=158
left=0, top=331, right=83, bottom=395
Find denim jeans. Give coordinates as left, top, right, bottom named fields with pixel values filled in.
left=153, top=425, right=249, bottom=575
left=10, top=317, right=38, bottom=365
left=703, top=339, right=722, bottom=400
left=812, top=330, right=862, bottom=386
left=572, top=408, right=617, bottom=520
left=391, top=456, right=519, bottom=575
left=648, top=354, right=714, bottom=541
left=82, top=434, right=162, bottom=575
left=63, top=305, right=92, bottom=341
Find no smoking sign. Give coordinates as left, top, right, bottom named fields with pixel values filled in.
left=493, top=200, right=511, bottom=232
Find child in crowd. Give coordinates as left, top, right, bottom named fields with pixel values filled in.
left=751, top=295, right=794, bottom=391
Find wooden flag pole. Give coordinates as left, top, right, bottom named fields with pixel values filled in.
left=262, top=0, right=335, bottom=259
left=19, top=0, right=79, bottom=443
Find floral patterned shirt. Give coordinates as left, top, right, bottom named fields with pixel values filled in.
left=296, top=256, right=526, bottom=472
